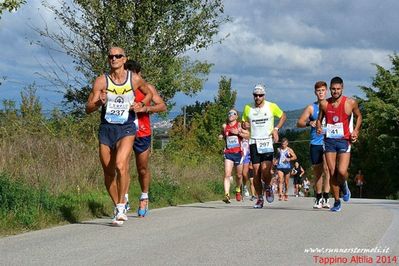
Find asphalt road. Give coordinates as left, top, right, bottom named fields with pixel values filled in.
left=1, top=196, right=398, bottom=266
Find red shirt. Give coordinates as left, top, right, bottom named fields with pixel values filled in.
left=224, top=121, right=242, bottom=154
left=325, top=96, right=352, bottom=140
left=134, top=88, right=151, bottom=137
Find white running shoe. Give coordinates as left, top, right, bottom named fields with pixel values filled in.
left=243, top=186, right=250, bottom=197
left=322, top=198, right=330, bottom=209
left=116, top=205, right=128, bottom=222
left=111, top=207, right=124, bottom=226
left=313, top=198, right=323, bottom=209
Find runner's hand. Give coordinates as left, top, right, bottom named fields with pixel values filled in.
left=351, top=129, right=359, bottom=143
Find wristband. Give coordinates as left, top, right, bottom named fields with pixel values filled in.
left=274, top=127, right=279, bottom=131
left=306, top=121, right=310, bottom=127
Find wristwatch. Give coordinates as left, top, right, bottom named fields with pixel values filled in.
left=274, top=127, right=279, bottom=131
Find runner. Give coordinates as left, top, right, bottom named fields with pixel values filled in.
left=297, top=81, right=331, bottom=209
left=317, top=76, right=362, bottom=212
left=302, top=177, right=311, bottom=197
left=86, top=47, right=152, bottom=225
left=291, top=161, right=305, bottom=197
left=276, top=138, right=297, bottom=201
left=219, top=109, right=249, bottom=203
left=124, top=60, right=167, bottom=217
left=241, top=138, right=251, bottom=198
left=354, top=169, right=365, bottom=198
left=242, top=84, right=287, bottom=208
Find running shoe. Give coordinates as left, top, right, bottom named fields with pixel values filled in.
left=322, top=198, right=330, bottom=209
left=125, top=201, right=130, bottom=212
left=330, top=200, right=342, bottom=212
left=111, top=207, right=125, bottom=225
left=250, top=195, right=257, bottom=201
left=116, top=205, right=128, bottom=221
left=137, top=198, right=149, bottom=217
left=243, top=186, right=250, bottom=197
left=265, top=186, right=274, bottom=203
left=340, top=181, right=351, bottom=202
left=313, top=198, right=323, bottom=209
left=278, top=194, right=283, bottom=201
left=223, top=194, right=231, bottom=204
left=253, top=197, right=264, bottom=209
left=235, top=192, right=242, bottom=202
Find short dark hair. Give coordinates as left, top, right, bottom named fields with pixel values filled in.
left=314, top=81, right=327, bottom=90
left=330, top=76, right=343, bottom=85
left=124, top=60, right=141, bottom=73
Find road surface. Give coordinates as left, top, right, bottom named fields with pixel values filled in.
left=1, top=197, right=398, bottom=266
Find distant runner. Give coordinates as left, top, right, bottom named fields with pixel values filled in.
left=276, top=138, right=297, bottom=201
left=297, top=81, right=331, bottom=209
left=242, top=84, right=287, bottom=208
left=219, top=109, right=249, bottom=203
left=317, top=76, right=362, bottom=212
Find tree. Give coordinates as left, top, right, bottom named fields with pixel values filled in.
left=168, top=76, right=236, bottom=158
left=353, top=53, right=399, bottom=198
left=36, top=0, right=229, bottom=112
left=0, top=0, right=26, bottom=19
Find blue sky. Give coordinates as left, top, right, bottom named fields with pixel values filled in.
left=0, top=0, right=398, bottom=115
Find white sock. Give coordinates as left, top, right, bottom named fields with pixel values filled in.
left=125, top=194, right=129, bottom=202
left=140, top=193, right=148, bottom=200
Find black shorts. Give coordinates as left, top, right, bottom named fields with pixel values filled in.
left=134, top=136, right=151, bottom=154
left=277, top=168, right=291, bottom=175
left=98, top=123, right=136, bottom=150
left=249, top=144, right=273, bottom=164
left=310, top=144, right=324, bottom=165
left=293, top=176, right=302, bottom=185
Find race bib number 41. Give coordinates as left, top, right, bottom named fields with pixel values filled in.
left=326, top=123, right=344, bottom=139
left=256, top=138, right=273, bottom=154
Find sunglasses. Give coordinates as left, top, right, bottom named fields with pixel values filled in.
left=253, top=94, right=264, bottom=98
left=228, top=112, right=237, bottom=116
left=108, top=54, right=125, bottom=60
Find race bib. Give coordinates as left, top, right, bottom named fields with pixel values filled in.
left=256, top=137, right=273, bottom=154
left=226, top=136, right=240, bottom=149
left=326, top=123, right=344, bottom=139
left=104, top=98, right=130, bottom=124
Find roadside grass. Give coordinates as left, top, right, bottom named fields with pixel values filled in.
left=0, top=150, right=225, bottom=236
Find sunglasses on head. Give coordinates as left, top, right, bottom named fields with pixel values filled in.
left=228, top=111, right=237, bottom=116
left=108, top=54, right=125, bottom=60
left=253, top=94, right=264, bottom=98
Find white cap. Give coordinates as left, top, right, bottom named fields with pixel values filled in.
left=253, top=84, right=266, bottom=94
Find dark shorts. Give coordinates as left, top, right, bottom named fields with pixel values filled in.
left=277, top=168, right=291, bottom=175
left=310, top=144, right=324, bottom=165
left=134, top=136, right=151, bottom=154
left=224, top=152, right=243, bottom=166
left=249, top=144, right=273, bottom=164
left=293, top=176, right=302, bottom=185
left=98, top=123, right=136, bottom=150
left=324, top=138, right=351, bottom=154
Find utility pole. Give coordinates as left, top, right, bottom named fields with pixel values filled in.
left=183, top=105, right=186, bottom=131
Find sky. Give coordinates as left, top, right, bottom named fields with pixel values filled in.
left=0, top=0, right=398, bottom=115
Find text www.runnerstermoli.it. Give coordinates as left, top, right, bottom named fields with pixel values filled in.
left=304, top=246, right=390, bottom=254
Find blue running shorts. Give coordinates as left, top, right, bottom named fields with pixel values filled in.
left=224, top=152, right=243, bottom=166
left=98, top=123, right=136, bottom=150
left=324, top=138, right=351, bottom=154
left=133, top=136, right=152, bottom=154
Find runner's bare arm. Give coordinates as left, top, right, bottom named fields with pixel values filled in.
left=287, top=148, right=297, bottom=161
left=273, top=112, right=286, bottom=143
left=297, top=105, right=314, bottom=128
left=239, top=126, right=250, bottom=139
left=86, top=75, right=106, bottom=114
left=316, top=101, right=326, bottom=134
left=350, top=98, right=362, bottom=142
left=131, top=74, right=153, bottom=112
left=145, top=83, right=167, bottom=113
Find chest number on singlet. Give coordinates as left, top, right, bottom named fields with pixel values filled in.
left=105, top=101, right=130, bottom=124
left=326, top=123, right=344, bottom=139
left=226, top=136, right=240, bottom=149
left=256, top=138, right=273, bottom=154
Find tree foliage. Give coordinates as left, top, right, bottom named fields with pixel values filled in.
left=36, top=0, right=229, bottom=111
left=353, top=53, right=399, bottom=198
left=0, top=0, right=26, bottom=19
left=167, top=76, right=236, bottom=161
